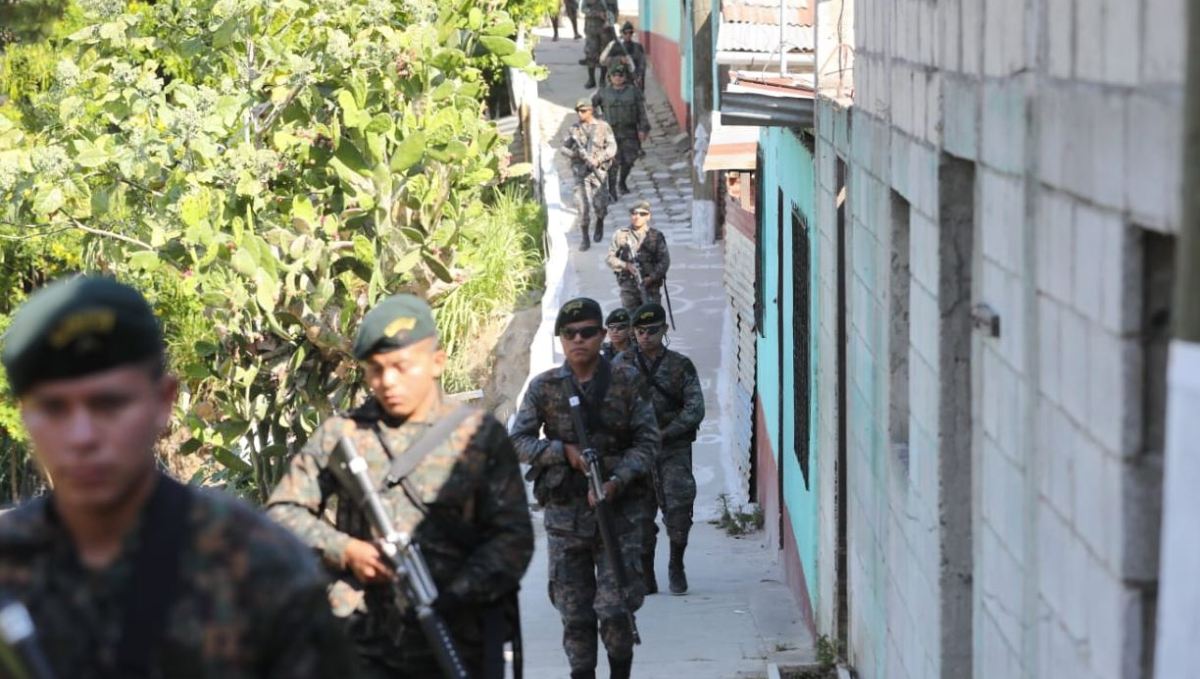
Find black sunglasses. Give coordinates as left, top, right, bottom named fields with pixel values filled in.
left=560, top=325, right=604, bottom=340
left=634, top=324, right=665, bottom=336
left=631, top=210, right=650, bottom=216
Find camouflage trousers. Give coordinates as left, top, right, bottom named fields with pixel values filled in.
left=641, top=444, right=697, bottom=556
left=573, top=172, right=609, bottom=233
left=583, top=16, right=607, bottom=65
left=617, top=277, right=661, bottom=312
left=613, top=134, right=642, bottom=170
left=546, top=504, right=646, bottom=672
left=561, top=0, right=578, bottom=16
left=347, top=611, right=487, bottom=678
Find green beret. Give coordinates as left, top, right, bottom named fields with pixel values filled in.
left=609, top=62, right=630, bottom=76
left=630, top=200, right=652, bottom=213
left=605, top=308, right=630, bottom=326
left=353, top=294, right=437, bottom=359
left=632, top=303, right=666, bottom=327
left=2, top=276, right=164, bottom=395
left=575, top=98, right=593, bottom=110
left=555, top=298, right=603, bottom=333
left=622, top=21, right=635, bottom=32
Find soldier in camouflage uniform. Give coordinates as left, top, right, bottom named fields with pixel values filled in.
left=600, top=22, right=647, bottom=90
left=268, top=294, right=534, bottom=678
left=614, top=303, right=704, bottom=596
left=605, top=200, right=671, bottom=312
left=600, top=307, right=632, bottom=361
left=563, top=98, right=618, bottom=251
left=0, top=276, right=354, bottom=678
left=510, top=298, right=659, bottom=679
left=551, top=0, right=581, bottom=42
left=592, top=62, right=650, bottom=201
left=581, top=0, right=619, bottom=87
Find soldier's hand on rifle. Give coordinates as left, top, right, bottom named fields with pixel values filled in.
left=345, top=538, right=394, bottom=584
left=643, top=275, right=657, bottom=287
left=624, top=262, right=637, bottom=275
left=564, top=443, right=589, bottom=473
left=588, top=480, right=619, bottom=507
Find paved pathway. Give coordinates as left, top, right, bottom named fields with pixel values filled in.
left=515, top=16, right=815, bottom=679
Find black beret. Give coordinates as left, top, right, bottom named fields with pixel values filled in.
left=605, top=308, right=630, bottom=326
left=2, top=276, right=164, bottom=395
left=555, top=298, right=603, bottom=333
left=353, top=294, right=437, bottom=359
left=632, top=303, right=666, bottom=327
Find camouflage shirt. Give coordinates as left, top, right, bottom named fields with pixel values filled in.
left=606, top=225, right=670, bottom=284
left=563, top=119, right=618, bottom=179
left=266, top=398, right=533, bottom=633
left=592, top=85, right=649, bottom=137
left=582, top=0, right=618, bottom=19
left=614, top=347, right=705, bottom=445
left=0, top=476, right=351, bottom=679
left=510, top=359, right=659, bottom=514
left=600, top=39, right=647, bottom=82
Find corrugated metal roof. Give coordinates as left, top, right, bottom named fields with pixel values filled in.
left=717, top=0, right=814, bottom=54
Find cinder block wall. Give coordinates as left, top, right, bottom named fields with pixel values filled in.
left=810, top=0, right=1186, bottom=678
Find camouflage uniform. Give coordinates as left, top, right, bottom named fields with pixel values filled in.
left=613, top=348, right=704, bottom=555
left=563, top=114, right=618, bottom=249
left=0, top=475, right=354, bottom=678
left=268, top=397, right=534, bottom=677
left=600, top=341, right=629, bottom=361
left=581, top=0, right=619, bottom=70
left=605, top=224, right=670, bottom=311
left=510, top=360, right=659, bottom=675
left=600, top=35, right=647, bottom=88
left=592, top=78, right=649, bottom=197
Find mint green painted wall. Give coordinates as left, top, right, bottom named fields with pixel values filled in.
left=756, top=127, right=819, bottom=607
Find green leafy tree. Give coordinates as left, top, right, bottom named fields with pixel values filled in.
left=0, top=0, right=538, bottom=501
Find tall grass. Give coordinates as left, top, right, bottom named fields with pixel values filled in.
left=436, top=182, right=545, bottom=393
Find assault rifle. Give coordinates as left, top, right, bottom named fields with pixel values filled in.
left=0, top=599, right=55, bottom=679
left=618, top=243, right=648, bottom=301
left=567, top=396, right=642, bottom=645
left=331, top=436, right=470, bottom=679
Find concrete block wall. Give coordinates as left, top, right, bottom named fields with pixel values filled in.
left=810, top=0, right=1186, bottom=678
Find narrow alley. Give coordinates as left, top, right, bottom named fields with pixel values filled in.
left=513, top=17, right=813, bottom=679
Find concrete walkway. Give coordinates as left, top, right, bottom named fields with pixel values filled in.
left=516, top=18, right=815, bottom=679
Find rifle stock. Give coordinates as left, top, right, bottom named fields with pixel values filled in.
left=566, top=396, right=642, bottom=646
left=332, top=436, right=471, bottom=679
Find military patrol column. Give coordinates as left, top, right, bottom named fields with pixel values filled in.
left=510, top=298, right=660, bottom=679
left=615, top=304, right=705, bottom=596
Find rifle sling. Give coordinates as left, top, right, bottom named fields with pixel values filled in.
left=381, top=404, right=477, bottom=488
left=635, top=350, right=685, bottom=409
left=567, top=358, right=612, bottom=436
left=114, top=474, right=193, bottom=678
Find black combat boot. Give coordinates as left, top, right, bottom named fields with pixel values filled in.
left=608, top=655, right=633, bottom=679
left=579, top=226, right=591, bottom=251
left=571, top=670, right=596, bottom=679
left=585, top=67, right=596, bottom=89
left=642, top=552, right=658, bottom=594
left=593, top=218, right=604, bottom=242
left=619, top=166, right=632, bottom=194
left=608, top=171, right=620, bottom=202
left=668, top=541, right=688, bottom=595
